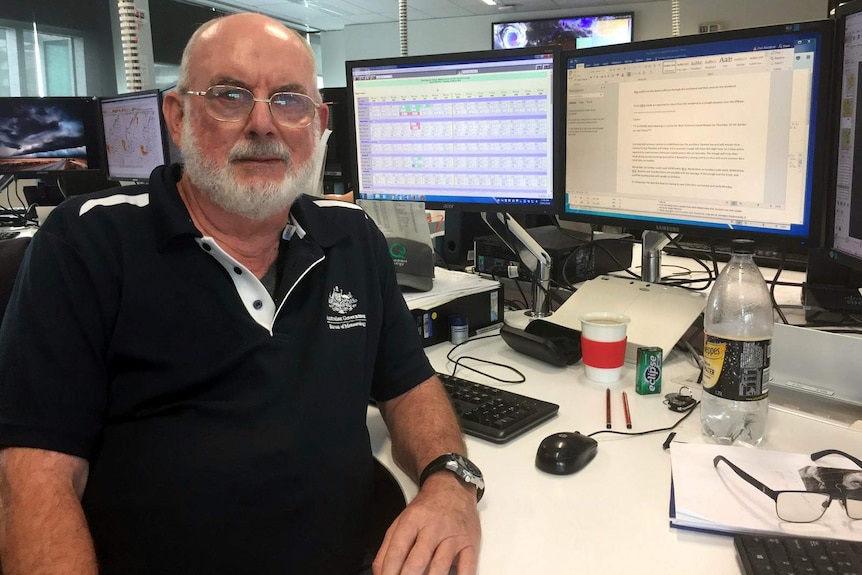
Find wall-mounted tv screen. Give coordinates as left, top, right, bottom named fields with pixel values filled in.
left=492, top=13, right=633, bottom=51
left=0, top=97, right=104, bottom=175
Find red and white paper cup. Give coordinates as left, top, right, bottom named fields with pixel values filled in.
left=579, top=312, right=631, bottom=384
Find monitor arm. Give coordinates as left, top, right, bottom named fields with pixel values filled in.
left=481, top=212, right=552, bottom=322
left=641, top=230, right=675, bottom=283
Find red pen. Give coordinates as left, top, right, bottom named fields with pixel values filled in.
left=605, top=387, right=612, bottom=429
left=622, top=391, right=632, bottom=429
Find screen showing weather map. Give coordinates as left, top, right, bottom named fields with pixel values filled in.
left=100, top=90, right=168, bottom=181
left=493, top=13, right=633, bottom=51
left=0, top=97, right=104, bottom=174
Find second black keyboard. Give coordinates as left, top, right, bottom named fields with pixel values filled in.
left=735, top=533, right=862, bottom=575
left=436, top=372, right=559, bottom=444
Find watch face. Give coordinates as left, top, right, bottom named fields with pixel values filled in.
left=455, top=454, right=482, bottom=477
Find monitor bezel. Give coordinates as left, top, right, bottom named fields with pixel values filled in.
left=557, top=19, right=835, bottom=252
left=491, top=12, right=634, bottom=51
left=99, top=89, right=170, bottom=183
left=345, top=46, right=564, bottom=215
left=0, top=96, right=106, bottom=177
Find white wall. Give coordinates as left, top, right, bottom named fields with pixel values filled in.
left=320, top=0, right=828, bottom=87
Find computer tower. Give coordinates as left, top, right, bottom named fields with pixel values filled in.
left=474, top=226, right=633, bottom=286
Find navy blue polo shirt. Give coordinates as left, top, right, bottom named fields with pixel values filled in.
left=0, top=164, right=434, bottom=574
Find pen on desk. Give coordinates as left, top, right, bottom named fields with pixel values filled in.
left=622, top=391, right=632, bottom=429
left=605, top=387, right=612, bottom=429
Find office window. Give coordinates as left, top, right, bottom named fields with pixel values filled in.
left=0, top=19, right=87, bottom=97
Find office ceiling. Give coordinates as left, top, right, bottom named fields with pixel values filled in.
left=178, top=0, right=657, bottom=32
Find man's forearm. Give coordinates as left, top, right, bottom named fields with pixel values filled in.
left=0, top=448, right=98, bottom=574
left=378, top=375, right=467, bottom=482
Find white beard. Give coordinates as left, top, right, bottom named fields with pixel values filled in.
left=180, top=115, right=321, bottom=220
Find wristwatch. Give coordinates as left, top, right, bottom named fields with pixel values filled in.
left=419, top=453, right=485, bottom=502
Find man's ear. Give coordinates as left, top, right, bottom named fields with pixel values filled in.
left=162, top=91, right=185, bottom=151
left=317, top=102, right=329, bottom=136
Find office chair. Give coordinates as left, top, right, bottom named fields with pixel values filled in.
left=358, top=458, right=407, bottom=575
left=0, top=236, right=31, bottom=325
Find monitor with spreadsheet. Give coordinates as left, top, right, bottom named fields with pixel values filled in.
left=346, top=46, right=561, bottom=215
left=100, top=90, right=170, bottom=182
left=560, top=20, right=833, bottom=281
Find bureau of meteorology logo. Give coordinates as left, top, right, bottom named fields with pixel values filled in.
left=326, top=286, right=366, bottom=331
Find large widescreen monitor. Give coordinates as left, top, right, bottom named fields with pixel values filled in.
left=346, top=46, right=561, bottom=214
left=493, top=13, right=633, bottom=51
left=560, top=20, right=834, bottom=279
left=828, top=1, right=862, bottom=273
left=0, top=97, right=104, bottom=176
left=100, top=90, right=170, bottom=182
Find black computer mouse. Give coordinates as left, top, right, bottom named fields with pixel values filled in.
left=535, top=431, right=598, bottom=475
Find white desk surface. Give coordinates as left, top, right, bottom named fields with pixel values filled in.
left=368, top=256, right=862, bottom=575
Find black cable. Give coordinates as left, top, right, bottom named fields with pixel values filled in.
left=586, top=400, right=701, bottom=439
left=769, top=256, right=789, bottom=325
left=445, top=334, right=526, bottom=384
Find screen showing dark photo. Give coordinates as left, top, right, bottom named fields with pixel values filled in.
left=0, top=97, right=103, bottom=174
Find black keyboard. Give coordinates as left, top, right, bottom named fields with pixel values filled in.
left=735, top=533, right=862, bottom=575
left=436, top=372, right=559, bottom=444
left=0, top=230, right=20, bottom=241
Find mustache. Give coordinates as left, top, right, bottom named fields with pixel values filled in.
left=228, top=140, right=291, bottom=162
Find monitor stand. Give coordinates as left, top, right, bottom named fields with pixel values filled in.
left=641, top=230, right=673, bottom=283
left=480, top=212, right=552, bottom=330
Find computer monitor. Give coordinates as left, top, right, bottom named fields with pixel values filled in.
left=347, top=47, right=561, bottom=213
left=320, top=87, right=354, bottom=196
left=492, top=13, right=634, bottom=51
left=560, top=20, right=834, bottom=282
left=799, top=1, right=862, bottom=324
left=0, top=96, right=105, bottom=176
left=828, top=1, right=862, bottom=273
left=347, top=47, right=562, bottom=321
left=100, top=90, right=170, bottom=182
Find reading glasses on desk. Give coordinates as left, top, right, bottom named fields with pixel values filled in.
left=714, top=452, right=862, bottom=523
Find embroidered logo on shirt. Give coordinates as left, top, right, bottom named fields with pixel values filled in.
left=327, top=286, right=366, bottom=330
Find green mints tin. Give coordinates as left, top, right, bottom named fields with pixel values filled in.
left=636, top=347, right=662, bottom=395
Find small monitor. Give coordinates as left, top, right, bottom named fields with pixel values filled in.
left=346, top=46, right=561, bottom=214
left=493, top=13, right=633, bottom=51
left=560, top=20, right=833, bottom=263
left=100, top=90, right=170, bottom=182
left=0, top=97, right=104, bottom=176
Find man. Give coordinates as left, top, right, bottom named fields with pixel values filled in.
left=0, top=13, right=481, bottom=575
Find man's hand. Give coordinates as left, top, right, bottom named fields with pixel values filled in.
left=372, top=471, right=481, bottom=575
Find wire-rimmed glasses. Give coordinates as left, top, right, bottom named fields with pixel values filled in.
left=184, top=85, right=327, bottom=128
left=713, top=454, right=862, bottom=523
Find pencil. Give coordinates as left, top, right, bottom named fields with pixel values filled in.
left=605, top=387, right=612, bottom=429
left=622, top=391, right=632, bottom=429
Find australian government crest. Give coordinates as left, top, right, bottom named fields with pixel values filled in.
left=326, top=286, right=367, bottom=330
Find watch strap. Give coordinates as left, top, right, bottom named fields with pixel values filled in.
left=419, top=453, right=484, bottom=502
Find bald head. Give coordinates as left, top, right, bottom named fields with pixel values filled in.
left=176, top=13, right=318, bottom=102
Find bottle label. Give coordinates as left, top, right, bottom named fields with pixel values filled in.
left=702, top=335, right=770, bottom=401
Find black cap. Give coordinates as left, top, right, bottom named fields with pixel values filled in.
left=387, top=237, right=435, bottom=292
left=730, top=239, right=755, bottom=255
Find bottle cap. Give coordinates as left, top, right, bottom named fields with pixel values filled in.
left=730, top=239, right=755, bottom=255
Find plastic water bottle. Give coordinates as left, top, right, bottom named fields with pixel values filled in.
left=700, top=239, right=772, bottom=446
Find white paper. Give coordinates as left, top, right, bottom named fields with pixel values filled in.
left=670, top=442, right=862, bottom=541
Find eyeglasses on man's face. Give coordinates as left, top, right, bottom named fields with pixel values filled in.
left=184, top=85, right=326, bottom=129
left=714, top=452, right=862, bottom=523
